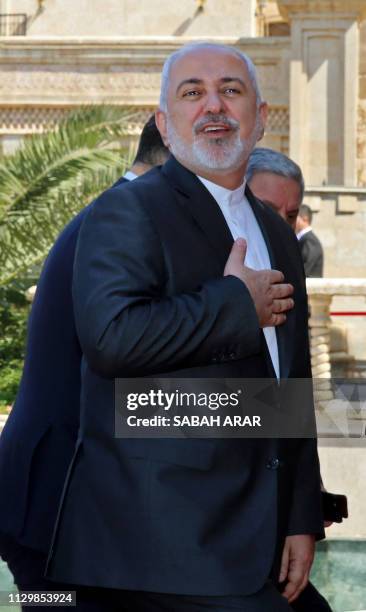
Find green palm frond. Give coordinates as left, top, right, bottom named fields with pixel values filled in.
left=0, top=105, right=137, bottom=287
left=0, top=105, right=137, bottom=216
left=0, top=160, right=130, bottom=287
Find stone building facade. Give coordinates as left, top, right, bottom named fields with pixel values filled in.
left=0, top=3, right=364, bottom=316
left=0, top=1, right=365, bottom=269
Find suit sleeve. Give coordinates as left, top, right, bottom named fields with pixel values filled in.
left=72, top=187, right=261, bottom=378
left=287, top=438, right=324, bottom=538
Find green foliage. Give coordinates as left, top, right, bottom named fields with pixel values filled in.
left=0, top=362, right=23, bottom=409
left=0, top=105, right=135, bottom=286
left=0, top=105, right=137, bottom=406
left=0, top=285, right=29, bottom=407
left=0, top=105, right=135, bottom=217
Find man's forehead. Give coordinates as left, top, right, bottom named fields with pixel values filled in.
left=249, top=172, right=301, bottom=209
left=170, top=47, right=249, bottom=81
left=256, top=172, right=300, bottom=193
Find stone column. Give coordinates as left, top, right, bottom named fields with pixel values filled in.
left=277, top=0, right=366, bottom=187
left=308, top=293, right=334, bottom=402
left=306, top=278, right=366, bottom=406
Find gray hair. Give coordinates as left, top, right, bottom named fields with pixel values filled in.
left=159, top=42, right=263, bottom=111
left=246, top=147, right=304, bottom=202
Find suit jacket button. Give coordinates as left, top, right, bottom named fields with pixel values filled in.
left=266, top=458, right=280, bottom=470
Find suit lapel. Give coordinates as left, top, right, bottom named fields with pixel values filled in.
left=245, top=185, right=295, bottom=379
left=161, top=156, right=234, bottom=272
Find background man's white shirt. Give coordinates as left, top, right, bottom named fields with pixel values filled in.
left=123, top=170, right=138, bottom=181
left=296, top=226, right=312, bottom=241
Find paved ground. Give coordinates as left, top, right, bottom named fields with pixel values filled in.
left=1, top=541, right=366, bottom=612
left=0, top=560, right=19, bottom=611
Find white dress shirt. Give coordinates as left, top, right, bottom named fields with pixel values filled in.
left=124, top=170, right=138, bottom=181
left=198, top=175, right=280, bottom=378
left=296, top=226, right=312, bottom=241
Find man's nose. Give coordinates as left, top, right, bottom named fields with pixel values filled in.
left=203, top=90, right=225, bottom=114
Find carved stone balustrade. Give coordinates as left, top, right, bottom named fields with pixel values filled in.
left=306, top=278, right=366, bottom=402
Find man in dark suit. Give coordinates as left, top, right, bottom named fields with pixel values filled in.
left=46, top=43, right=324, bottom=611
left=296, top=204, right=324, bottom=277
left=0, top=116, right=168, bottom=602
left=247, top=147, right=332, bottom=612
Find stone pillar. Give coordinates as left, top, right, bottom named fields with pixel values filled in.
left=306, top=277, right=366, bottom=406
left=308, top=293, right=334, bottom=402
left=277, top=0, right=366, bottom=187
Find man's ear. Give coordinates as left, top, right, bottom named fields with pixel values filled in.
left=155, top=109, right=169, bottom=147
left=257, top=101, right=268, bottom=142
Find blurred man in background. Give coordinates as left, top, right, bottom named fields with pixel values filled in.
left=246, top=147, right=303, bottom=231
left=296, top=204, right=324, bottom=277
left=0, top=116, right=169, bottom=606
left=247, top=146, right=334, bottom=612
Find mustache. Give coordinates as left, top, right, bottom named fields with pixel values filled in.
left=193, top=114, right=240, bottom=134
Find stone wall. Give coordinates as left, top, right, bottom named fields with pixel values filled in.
left=306, top=187, right=366, bottom=278
left=305, top=189, right=366, bottom=361
left=319, top=443, right=366, bottom=539
left=1, top=0, right=256, bottom=37
left=0, top=36, right=290, bottom=151
left=358, top=21, right=366, bottom=186
left=1, top=35, right=365, bottom=281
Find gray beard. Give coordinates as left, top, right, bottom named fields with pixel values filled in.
left=166, top=114, right=261, bottom=174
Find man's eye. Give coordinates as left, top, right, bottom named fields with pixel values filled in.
left=183, top=90, right=200, bottom=97
left=223, top=88, right=240, bottom=95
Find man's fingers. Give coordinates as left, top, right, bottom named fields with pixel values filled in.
left=287, top=573, right=310, bottom=604
left=230, top=238, right=247, bottom=263
left=279, top=543, right=289, bottom=583
left=281, top=535, right=315, bottom=603
left=281, top=566, right=305, bottom=601
left=222, top=252, right=293, bottom=329
left=282, top=580, right=297, bottom=602
left=268, top=269, right=285, bottom=284
left=265, top=312, right=286, bottom=327
left=270, top=283, right=294, bottom=300
left=224, top=238, right=247, bottom=276
left=272, top=298, right=294, bottom=314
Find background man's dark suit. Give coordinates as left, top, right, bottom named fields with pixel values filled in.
left=0, top=115, right=165, bottom=579
left=0, top=177, right=128, bottom=587
left=47, top=156, right=323, bottom=597
left=0, top=209, right=86, bottom=556
left=298, top=230, right=324, bottom=277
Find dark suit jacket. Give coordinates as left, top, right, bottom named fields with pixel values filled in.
left=47, top=157, right=323, bottom=595
left=299, top=230, right=324, bottom=277
left=0, top=178, right=128, bottom=555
